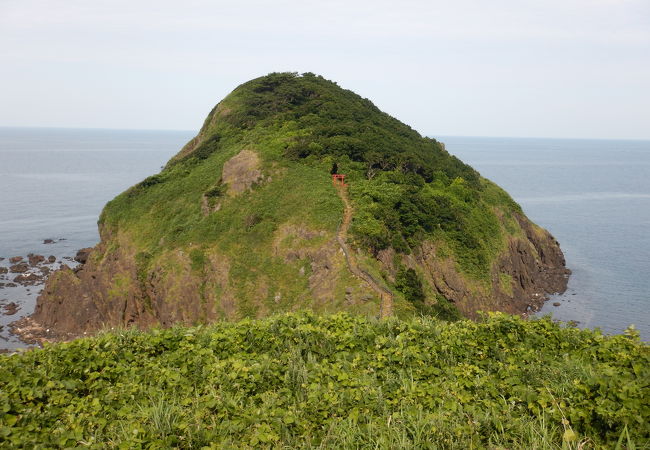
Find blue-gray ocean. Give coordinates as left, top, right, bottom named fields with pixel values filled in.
left=0, top=128, right=648, bottom=347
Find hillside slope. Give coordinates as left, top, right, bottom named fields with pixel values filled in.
left=28, top=72, right=569, bottom=339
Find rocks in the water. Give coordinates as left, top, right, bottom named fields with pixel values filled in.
left=2, top=302, right=19, bottom=315
left=44, top=239, right=55, bottom=244
left=13, top=272, right=42, bottom=284
left=74, top=248, right=93, bottom=264
left=553, top=302, right=561, bottom=307
left=0, top=251, right=61, bottom=290
left=10, top=263, right=29, bottom=273
left=28, top=254, right=45, bottom=266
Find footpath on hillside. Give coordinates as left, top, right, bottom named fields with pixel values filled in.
left=334, top=183, right=394, bottom=318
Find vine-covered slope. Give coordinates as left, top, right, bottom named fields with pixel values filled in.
left=30, top=72, right=569, bottom=338
left=2, top=313, right=648, bottom=447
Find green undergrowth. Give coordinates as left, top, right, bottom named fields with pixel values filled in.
left=98, top=72, right=526, bottom=286
left=1, top=313, right=647, bottom=448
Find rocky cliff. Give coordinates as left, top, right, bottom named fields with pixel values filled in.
left=27, top=72, right=569, bottom=340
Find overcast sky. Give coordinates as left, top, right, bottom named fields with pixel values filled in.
left=1, top=0, right=649, bottom=139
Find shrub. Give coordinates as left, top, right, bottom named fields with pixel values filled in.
left=0, top=313, right=647, bottom=447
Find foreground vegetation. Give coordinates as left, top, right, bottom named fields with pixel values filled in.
left=1, top=312, right=648, bottom=448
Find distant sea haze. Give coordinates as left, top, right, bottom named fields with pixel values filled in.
left=0, top=128, right=648, bottom=347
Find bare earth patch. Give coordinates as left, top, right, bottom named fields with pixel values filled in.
left=221, top=149, right=263, bottom=195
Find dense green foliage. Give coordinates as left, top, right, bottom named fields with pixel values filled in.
left=1, top=313, right=647, bottom=448
left=396, top=268, right=426, bottom=305
left=220, top=72, right=517, bottom=276
left=100, top=72, right=523, bottom=285
left=394, top=268, right=461, bottom=321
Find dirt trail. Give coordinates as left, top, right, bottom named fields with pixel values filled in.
left=335, top=184, right=393, bottom=318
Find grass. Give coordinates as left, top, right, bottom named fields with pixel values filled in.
left=500, top=273, right=515, bottom=296
left=0, top=312, right=647, bottom=448
left=58, top=72, right=571, bottom=327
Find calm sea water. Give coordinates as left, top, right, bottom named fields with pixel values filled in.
left=443, top=136, right=649, bottom=340
left=0, top=128, right=193, bottom=348
left=0, top=128, right=648, bottom=347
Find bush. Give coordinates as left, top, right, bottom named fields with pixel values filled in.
left=0, top=313, right=647, bottom=447
left=395, top=267, right=425, bottom=305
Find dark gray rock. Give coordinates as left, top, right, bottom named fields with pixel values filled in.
left=14, top=272, right=42, bottom=283
left=74, top=248, right=93, bottom=264
left=2, top=302, right=19, bottom=315
left=28, top=254, right=45, bottom=266
left=10, top=263, right=29, bottom=273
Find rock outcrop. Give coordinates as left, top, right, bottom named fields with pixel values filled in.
left=410, top=213, right=568, bottom=319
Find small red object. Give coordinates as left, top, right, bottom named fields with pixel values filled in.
left=332, top=174, right=346, bottom=186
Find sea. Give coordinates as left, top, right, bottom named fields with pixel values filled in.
left=442, top=136, right=650, bottom=341
left=0, top=128, right=648, bottom=348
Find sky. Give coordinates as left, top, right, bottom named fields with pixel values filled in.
left=1, top=0, right=649, bottom=139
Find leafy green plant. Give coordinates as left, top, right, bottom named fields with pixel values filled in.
left=1, top=312, right=647, bottom=448
left=396, top=267, right=425, bottom=304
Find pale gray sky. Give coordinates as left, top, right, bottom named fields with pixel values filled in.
left=1, top=0, right=649, bottom=139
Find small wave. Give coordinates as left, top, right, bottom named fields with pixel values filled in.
left=13, top=173, right=110, bottom=183
left=0, top=215, right=98, bottom=227
left=519, top=192, right=650, bottom=203
left=465, top=161, right=650, bottom=167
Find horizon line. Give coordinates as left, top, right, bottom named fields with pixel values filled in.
left=1, top=125, right=649, bottom=143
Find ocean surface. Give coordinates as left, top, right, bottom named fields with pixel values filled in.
left=442, top=136, right=649, bottom=340
left=0, top=128, right=192, bottom=349
left=0, top=128, right=648, bottom=347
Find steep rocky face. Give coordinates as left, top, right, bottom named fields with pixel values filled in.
left=408, top=214, right=569, bottom=318
left=31, top=222, right=357, bottom=339
left=31, top=218, right=568, bottom=339
left=26, top=73, right=569, bottom=339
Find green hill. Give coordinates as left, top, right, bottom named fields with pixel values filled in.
left=31, top=72, right=568, bottom=338
left=1, top=313, right=648, bottom=447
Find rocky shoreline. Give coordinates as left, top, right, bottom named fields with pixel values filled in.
left=5, top=229, right=571, bottom=346
left=0, top=242, right=92, bottom=348
left=0, top=250, right=88, bottom=291
left=6, top=244, right=570, bottom=348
